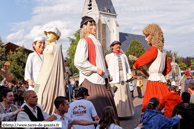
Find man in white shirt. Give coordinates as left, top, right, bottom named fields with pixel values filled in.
left=66, top=87, right=99, bottom=129
left=0, top=88, right=24, bottom=123
left=74, top=16, right=118, bottom=122
left=24, top=37, right=45, bottom=90
left=16, top=90, right=56, bottom=122
left=50, top=96, right=98, bottom=129
left=106, top=41, right=134, bottom=118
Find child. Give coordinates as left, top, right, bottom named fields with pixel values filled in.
left=161, top=86, right=182, bottom=118
left=142, top=97, right=182, bottom=129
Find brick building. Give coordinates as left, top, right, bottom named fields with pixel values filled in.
left=1, top=42, right=32, bottom=82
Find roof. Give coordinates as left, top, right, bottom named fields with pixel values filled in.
left=119, top=32, right=150, bottom=52
left=95, top=0, right=116, bottom=14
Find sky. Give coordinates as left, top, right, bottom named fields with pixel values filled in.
left=0, top=0, right=194, bottom=57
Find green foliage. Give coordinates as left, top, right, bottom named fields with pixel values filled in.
left=125, top=39, right=146, bottom=58
left=178, top=62, right=187, bottom=71
left=166, top=50, right=180, bottom=64
left=66, top=30, right=80, bottom=75
left=125, top=39, right=146, bottom=69
left=0, top=37, right=6, bottom=79
left=7, top=47, right=28, bottom=82
left=105, top=48, right=113, bottom=55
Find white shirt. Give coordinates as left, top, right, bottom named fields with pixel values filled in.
left=49, top=113, right=74, bottom=129
left=16, top=103, right=50, bottom=121
left=96, top=123, right=122, bottom=129
left=24, top=52, right=43, bottom=89
left=128, top=81, right=135, bottom=91
left=66, top=99, right=97, bottom=129
left=74, top=34, right=109, bottom=85
left=106, top=53, right=132, bottom=84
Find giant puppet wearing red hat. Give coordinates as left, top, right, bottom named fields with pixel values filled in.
left=129, top=24, right=172, bottom=112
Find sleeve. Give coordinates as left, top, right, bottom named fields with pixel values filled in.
left=24, top=54, right=33, bottom=81
left=74, top=39, right=98, bottom=76
left=90, top=102, right=97, bottom=117
left=0, top=112, right=14, bottom=121
left=16, top=111, right=31, bottom=121
left=133, top=47, right=158, bottom=70
left=162, top=54, right=172, bottom=76
left=161, top=115, right=180, bottom=128
left=161, top=96, right=166, bottom=107
left=124, top=54, right=132, bottom=74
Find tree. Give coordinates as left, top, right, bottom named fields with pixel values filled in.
left=0, top=36, right=6, bottom=80
left=166, top=50, right=180, bottom=64
left=178, top=62, right=187, bottom=71
left=7, top=47, right=28, bottom=83
left=125, top=39, right=146, bottom=69
left=66, top=30, right=80, bottom=75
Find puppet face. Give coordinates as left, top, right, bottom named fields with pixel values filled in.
left=89, top=22, right=96, bottom=35
left=33, top=40, right=45, bottom=54
left=111, top=43, right=121, bottom=52
left=145, top=35, right=152, bottom=46
left=47, top=32, right=58, bottom=42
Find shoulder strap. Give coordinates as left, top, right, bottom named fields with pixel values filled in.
left=84, top=37, right=96, bottom=66
left=36, top=106, right=45, bottom=121
left=23, top=105, right=38, bottom=121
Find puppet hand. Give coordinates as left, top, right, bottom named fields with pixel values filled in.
left=128, top=55, right=138, bottom=63
left=108, top=75, right=113, bottom=82
left=28, top=79, right=34, bottom=87
left=97, top=68, right=105, bottom=76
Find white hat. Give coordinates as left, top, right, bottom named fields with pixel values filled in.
left=33, top=37, right=45, bottom=42
left=44, top=27, right=61, bottom=40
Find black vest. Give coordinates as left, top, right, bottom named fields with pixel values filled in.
left=22, top=105, right=44, bottom=121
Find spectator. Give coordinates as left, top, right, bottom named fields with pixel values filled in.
left=0, top=88, right=24, bottom=122
left=96, top=106, right=121, bottom=129
left=166, top=79, right=171, bottom=91
left=17, top=83, right=25, bottom=105
left=74, top=80, right=79, bottom=99
left=184, top=67, right=194, bottom=92
left=188, top=83, right=194, bottom=104
left=161, top=86, right=182, bottom=118
left=50, top=96, right=99, bottom=129
left=172, top=92, right=194, bottom=129
left=136, top=77, right=143, bottom=98
left=16, top=90, right=57, bottom=123
left=128, top=81, right=135, bottom=98
left=67, top=87, right=99, bottom=129
left=141, top=97, right=181, bottom=129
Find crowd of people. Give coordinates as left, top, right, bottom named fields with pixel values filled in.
left=1, top=15, right=194, bottom=129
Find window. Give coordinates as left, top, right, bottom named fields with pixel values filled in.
left=88, top=0, right=92, bottom=10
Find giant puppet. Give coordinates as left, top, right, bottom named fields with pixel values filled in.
left=74, top=16, right=119, bottom=123
left=105, top=41, right=134, bottom=117
left=34, top=27, right=67, bottom=115
left=129, top=24, right=172, bottom=112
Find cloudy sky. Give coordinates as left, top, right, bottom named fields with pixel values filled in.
left=1, top=0, right=194, bottom=57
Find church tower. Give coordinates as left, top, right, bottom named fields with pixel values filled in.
left=82, top=0, right=119, bottom=52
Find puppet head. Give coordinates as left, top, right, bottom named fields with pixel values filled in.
left=80, top=16, right=96, bottom=38
left=143, top=24, right=164, bottom=52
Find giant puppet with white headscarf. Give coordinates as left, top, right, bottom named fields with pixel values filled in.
left=34, top=27, right=67, bottom=115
